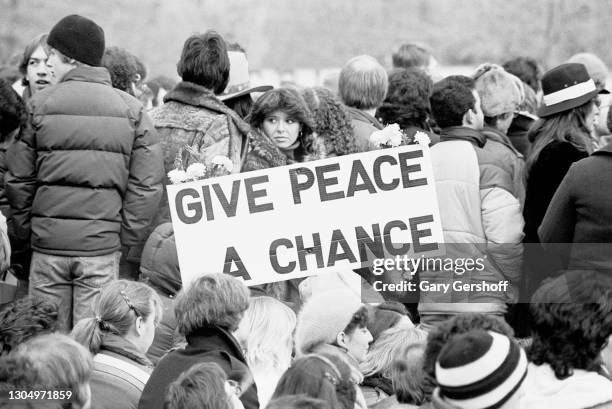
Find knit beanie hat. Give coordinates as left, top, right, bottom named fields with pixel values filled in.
left=139, top=223, right=182, bottom=297
left=473, top=64, right=523, bottom=117
left=48, top=15, right=105, bottom=66
left=435, top=330, right=528, bottom=409
left=295, top=290, right=363, bottom=354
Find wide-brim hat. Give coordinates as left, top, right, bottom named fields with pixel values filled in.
left=219, top=51, right=272, bottom=101
left=538, top=63, right=601, bottom=117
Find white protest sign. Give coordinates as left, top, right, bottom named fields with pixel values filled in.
left=168, top=144, right=443, bottom=287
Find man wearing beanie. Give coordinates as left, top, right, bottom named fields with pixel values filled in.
left=473, top=63, right=526, bottom=207
left=6, top=14, right=163, bottom=331
left=433, top=330, right=528, bottom=409
left=295, top=290, right=373, bottom=409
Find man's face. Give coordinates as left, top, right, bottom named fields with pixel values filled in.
left=26, top=45, right=56, bottom=95
left=46, top=48, right=76, bottom=82
left=470, top=90, right=485, bottom=131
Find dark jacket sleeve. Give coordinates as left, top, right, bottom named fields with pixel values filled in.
left=120, top=108, right=164, bottom=247
left=538, top=164, right=576, bottom=266
left=5, top=114, right=37, bottom=245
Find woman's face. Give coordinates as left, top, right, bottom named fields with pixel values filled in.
left=262, top=110, right=301, bottom=149
left=342, top=326, right=373, bottom=363
left=585, top=98, right=601, bottom=133
left=26, top=45, right=55, bottom=95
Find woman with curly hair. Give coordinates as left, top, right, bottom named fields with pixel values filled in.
left=301, top=87, right=357, bottom=160
left=522, top=270, right=612, bottom=407
left=246, top=87, right=314, bottom=167
left=376, top=67, right=439, bottom=145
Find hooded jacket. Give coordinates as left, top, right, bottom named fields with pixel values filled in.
left=522, top=363, right=612, bottom=409
left=419, top=127, right=524, bottom=316
left=6, top=66, right=163, bottom=256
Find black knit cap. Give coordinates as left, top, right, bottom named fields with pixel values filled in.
left=48, top=14, right=105, bottom=66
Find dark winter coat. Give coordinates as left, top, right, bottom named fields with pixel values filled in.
left=523, top=140, right=588, bottom=244
left=6, top=66, right=163, bottom=256
left=139, top=223, right=183, bottom=364
left=138, top=325, right=259, bottom=409
left=521, top=140, right=588, bottom=296
left=539, top=142, right=612, bottom=271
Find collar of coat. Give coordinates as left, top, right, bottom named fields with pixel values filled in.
left=185, top=324, right=247, bottom=363
left=481, top=126, right=524, bottom=158
left=440, top=126, right=486, bottom=147
left=593, top=141, right=612, bottom=156
left=61, top=66, right=112, bottom=86
left=346, top=106, right=384, bottom=130
left=164, top=81, right=251, bottom=135
left=99, top=332, right=153, bottom=368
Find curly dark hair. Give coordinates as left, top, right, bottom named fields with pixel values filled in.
left=377, top=68, right=433, bottom=131
left=343, top=305, right=370, bottom=335
left=529, top=270, right=612, bottom=379
left=101, top=46, right=140, bottom=95
left=0, top=295, right=59, bottom=356
left=422, top=313, right=514, bottom=381
left=430, top=76, right=476, bottom=129
left=301, top=87, right=356, bottom=157
left=249, top=88, right=315, bottom=161
left=0, top=78, right=26, bottom=140
left=502, top=57, right=542, bottom=92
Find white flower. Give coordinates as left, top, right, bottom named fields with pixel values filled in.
left=369, top=129, right=389, bottom=146
left=168, top=169, right=188, bottom=184
left=370, top=124, right=403, bottom=147
left=186, top=163, right=207, bottom=180
left=211, top=155, right=234, bottom=173
left=414, top=131, right=431, bottom=146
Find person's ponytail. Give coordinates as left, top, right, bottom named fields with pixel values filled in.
left=71, top=317, right=104, bottom=355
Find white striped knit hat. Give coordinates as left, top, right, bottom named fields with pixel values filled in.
left=435, top=330, right=528, bottom=409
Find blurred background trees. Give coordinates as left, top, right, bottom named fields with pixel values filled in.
left=1, top=0, right=611, bottom=77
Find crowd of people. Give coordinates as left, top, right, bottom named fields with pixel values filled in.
left=1, top=12, right=612, bottom=409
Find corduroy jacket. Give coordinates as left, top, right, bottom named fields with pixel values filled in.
left=6, top=66, right=163, bottom=256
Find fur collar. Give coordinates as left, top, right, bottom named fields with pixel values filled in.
left=164, top=81, right=251, bottom=135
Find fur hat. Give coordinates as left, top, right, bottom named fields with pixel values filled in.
left=566, top=53, right=609, bottom=92
left=473, top=64, right=523, bottom=117
left=48, top=14, right=105, bottom=66
left=436, top=330, right=528, bottom=409
left=295, top=290, right=363, bottom=354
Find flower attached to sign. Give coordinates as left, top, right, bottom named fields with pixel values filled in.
left=370, top=124, right=432, bottom=149
left=185, top=162, right=206, bottom=180
left=211, top=155, right=234, bottom=173
left=168, top=169, right=189, bottom=184
left=413, top=131, right=431, bottom=146
left=370, top=123, right=403, bottom=148
left=167, top=148, right=234, bottom=185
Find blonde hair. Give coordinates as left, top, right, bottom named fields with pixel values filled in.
left=236, top=296, right=296, bottom=371
left=360, top=326, right=427, bottom=378
left=71, top=280, right=162, bottom=354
